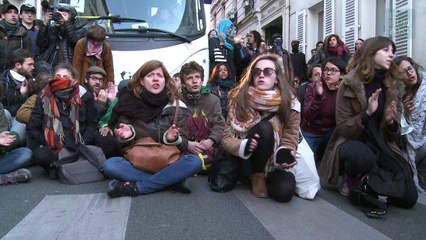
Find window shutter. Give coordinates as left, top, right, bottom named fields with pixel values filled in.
left=296, top=10, right=307, bottom=53
left=392, top=0, right=412, bottom=57
left=324, top=0, right=335, bottom=36
left=342, top=0, right=358, bottom=53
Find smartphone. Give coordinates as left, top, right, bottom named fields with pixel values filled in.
left=275, top=148, right=295, bottom=165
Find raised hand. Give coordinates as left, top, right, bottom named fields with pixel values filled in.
left=384, top=100, right=397, bottom=124
left=107, top=82, right=117, bottom=102
left=402, top=95, right=414, bottom=118
left=95, top=89, right=108, bottom=103
left=366, top=88, right=382, bottom=116
left=99, top=126, right=113, bottom=136
left=20, top=80, right=28, bottom=96
left=315, top=80, right=324, bottom=96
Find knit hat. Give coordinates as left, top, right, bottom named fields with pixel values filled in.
left=323, top=57, right=348, bottom=74
left=1, top=2, right=18, bottom=14
left=20, top=4, right=36, bottom=14
left=87, top=66, right=107, bottom=77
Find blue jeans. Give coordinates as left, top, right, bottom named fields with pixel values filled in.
left=0, top=147, right=32, bottom=174
left=103, top=154, right=202, bottom=194
left=301, top=128, right=334, bottom=159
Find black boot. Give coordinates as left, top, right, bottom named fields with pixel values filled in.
left=107, top=179, right=139, bottom=198
left=169, top=179, right=191, bottom=194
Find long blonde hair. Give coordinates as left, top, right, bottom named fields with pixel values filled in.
left=228, top=54, right=295, bottom=124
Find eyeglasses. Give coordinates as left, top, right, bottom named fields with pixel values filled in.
left=323, top=67, right=340, bottom=75
left=252, top=67, right=276, bottom=77
left=89, top=76, right=104, bottom=82
left=403, top=65, right=416, bottom=74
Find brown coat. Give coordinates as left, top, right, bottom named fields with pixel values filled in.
left=16, top=94, right=37, bottom=124
left=318, top=70, right=411, bottom=186
left=223, top=102, right=300, bottom=170
left=73, top=38, right=114, bottom=85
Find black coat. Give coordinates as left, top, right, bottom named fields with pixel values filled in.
left=28, top=86, right=98, bottom=147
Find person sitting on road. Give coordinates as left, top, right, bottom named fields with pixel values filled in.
left=301, top=58, right=346, bottom=164
left=222, top=54, right=300, bottom=202
left=207, top=62, right=235, bottom=119
left=394, top=56, right=426, bottom=192
left=1, top=49, right=35, bottom=148
left=0, top=101, right=32, bottom=186
left=27, top=62, right=98, bottom=179
left=103, top=60, right=201, bottom=198
left=318, top=36, right=418, bottom=209
left=180, top=61, right=225, bottom=169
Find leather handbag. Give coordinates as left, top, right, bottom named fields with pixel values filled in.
left=123, top=100, right=181, bottom=174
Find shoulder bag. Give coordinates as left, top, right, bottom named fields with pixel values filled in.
left=123, top=100, right=181, bottom=174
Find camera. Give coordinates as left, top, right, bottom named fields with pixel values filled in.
left=49, top=11, right=63, bottom=27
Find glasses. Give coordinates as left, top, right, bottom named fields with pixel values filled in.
left=252, top=67, right=276, bottom=77
left=89, top=76, right=104, bottom=82
left=323, top=67, right=340, bottom=75
left=403, top=65, right=415, bottom=74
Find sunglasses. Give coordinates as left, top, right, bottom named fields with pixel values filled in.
left=252, top=67, right=276, bottom=77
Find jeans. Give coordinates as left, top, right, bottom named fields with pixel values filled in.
left=301, top=128, right=334, bottom=161
left=103, top=154, right=202, bottom=194
left=0, top=147, right=32, bottom=174
left=5, top=110, right=26, bottom=143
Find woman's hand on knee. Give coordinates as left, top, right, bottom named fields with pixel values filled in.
left=244, top=134, right=259, bottom=154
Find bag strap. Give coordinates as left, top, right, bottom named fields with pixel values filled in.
left=77, top=144, right=103, bottom=171
left=173, top=99, right=180, bottom=125
left=51, top=147, right=80, bottom=167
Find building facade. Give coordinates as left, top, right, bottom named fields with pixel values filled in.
left=210, top=0, right=425, bottom=66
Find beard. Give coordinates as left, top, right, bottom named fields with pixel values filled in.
left=17, top=68, right=32, bottom=78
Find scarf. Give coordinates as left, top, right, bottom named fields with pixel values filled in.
left=41, top=77, right=81, bottom=152
left=0, top=20, right=19, bottom=36
left=86, top=39, right=103, bottom=59
left=215, top=79, right=235, bottom=89
left=228, top=86, right=281, bottom=133
left=111, top=88, right=170, bottom=125
left=327, top=44, right=347, bottom=56
left=182, top=86, right=210, bottom=100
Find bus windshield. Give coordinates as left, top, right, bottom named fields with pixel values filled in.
left=77, top=0, right=205, bottom=37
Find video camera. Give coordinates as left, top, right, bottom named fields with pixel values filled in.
left=41, top=0, right=64, bottom=27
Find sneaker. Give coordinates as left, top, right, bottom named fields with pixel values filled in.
left=339, top=176, right=354, bottom=197
left=0, top=168, right=32, bottom=185
left=107, top=179, right=139, bottom=198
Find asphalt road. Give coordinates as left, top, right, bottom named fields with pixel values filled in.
left=1, top=166, right=425, bottom=240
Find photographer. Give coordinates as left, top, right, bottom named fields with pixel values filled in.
left=36, top=2, right=80, bottom=68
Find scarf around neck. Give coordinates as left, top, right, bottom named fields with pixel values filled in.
left=86, top=38, right=103, bottom=59
left=0, top=20, right=19, bottom=36
left=327, top=44, right=347, bottom=56
left=41, top=77, right=82, bottom=152
left=228, top=86, right=281, bottom=132
left=111, top=88, right=170, bottom=124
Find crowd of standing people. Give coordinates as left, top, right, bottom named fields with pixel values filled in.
left=0, top=1, right=423, bottom=217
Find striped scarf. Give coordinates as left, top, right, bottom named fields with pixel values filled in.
left=228, top=86, right=281, bottom=133
left=41, top=77, right=82, bottom=152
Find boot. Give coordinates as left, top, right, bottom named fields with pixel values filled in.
left=251, top=173, right=268, bottom=198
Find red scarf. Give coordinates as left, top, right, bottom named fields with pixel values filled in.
left=41, top=77, right=82, bottom=152
left=327, top=44, right=348, bottom=56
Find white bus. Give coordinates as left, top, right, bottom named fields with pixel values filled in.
left=62, top=0, right=210, bottom=83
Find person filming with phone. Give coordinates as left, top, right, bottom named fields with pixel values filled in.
left=222, top=54, right=300, bottom=202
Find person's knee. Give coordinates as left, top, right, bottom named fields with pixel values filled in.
left=267, top=169, right=296, bottom=202
left=340, top=140, right=376, bottom=177
left=179, top=155, right=202, bottom=173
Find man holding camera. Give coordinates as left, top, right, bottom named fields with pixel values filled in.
left=0, top=2, right=32, bottom=75
left=36, top=2, right=79, bottom=68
